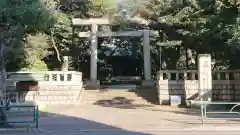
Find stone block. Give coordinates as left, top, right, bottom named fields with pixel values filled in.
left=18, top=84, right=83, bottom=104
left=55, top=96, right=59, bottom=101
left=57, top=95, right=62, bottom=101
left=53, top=86, right=60, bottom=91
left=66, top=86, right=72, bottom=90
left=58, top=85, right=64, bottom=90
left=44, top=96, right=48, bottom=101
left=85, top=80, right=100, bottom=89
left=40, top=96, right=45, bottom=101
left=60, top=96, right=64, bottom=100
left=73, top=95, right=77, bottom=99
left=48, top=96, right=53, bottom=101
left=51, top=95, right=55, bottom=101
left=69, top=86, right=75, bottom=90
left=65, top=100, right=71, bottom=104
left=50, top=91, right=56, bottom=95
left=72, top=86, right=82, bottom=90
left=37, top=96, right=42, bottom=101
left=71, top=90, right=75, bottom=93
left=159, top=96, right=170, bottom=105
left=63, top=100, right=67, bottom=104
left=159, top=94, right=170, bottom=99
left=59, top=101, right=65, bottom=104
left=75, top=91, right=80, bottom=95
left=47, top=101, right=52, bottom=105
left=159, top=90, right=169, bottom=95
left=53, top=100, right=57, bottom=104
left=37, top=96, right=43, bottom=101
left=58, top=96, right=63, bottom=100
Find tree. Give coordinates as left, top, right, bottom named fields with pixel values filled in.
left=0, top=0, right=57, bottom=125
left=136, top=0, right=240, bottom=70
left=0, top=0, right=56, bottom=104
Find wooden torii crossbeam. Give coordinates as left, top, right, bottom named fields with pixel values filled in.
left=78, top=31, right=158, bottom=37
left=72, top=18, right=110, bottom=25
left=72, top=18, right=157, bottom=37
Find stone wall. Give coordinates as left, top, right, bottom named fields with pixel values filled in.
left=5, top=71, right=83, bottom=106
left=20, top=88, right=82, bottom=105
left=157, top=70, right=240, bottom=105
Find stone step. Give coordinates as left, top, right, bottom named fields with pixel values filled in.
left=82, top=99, right=153, bottom=106
left=80, top=89, right=155, bottom=105
left=96, top=93, right=141, bottom=97
left=82, top=91, right=141, bottom=97
left=81, top=97, right=145, bottom=102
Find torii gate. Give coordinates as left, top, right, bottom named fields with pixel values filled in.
left=72, top=18, right=157, bottom=87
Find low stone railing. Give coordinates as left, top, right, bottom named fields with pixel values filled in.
left=7, top=71, right=82, bottom=84
left=5, top=71, right=83, bottom=105
left=157, top=70, right=240, bottom=81
left=157, top=70, right=240, bottom=105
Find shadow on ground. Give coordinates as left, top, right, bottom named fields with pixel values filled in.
left=128, top=88, right=159, bottom=105
left=0, top=107, right=151, bottom=135
left=93, top=87, right=159, bottom=109
left=94, top=96, right=153, bottom=109
left=93, top=88, right=240, bottom=125
left=98, top=87, right=159, bottom=105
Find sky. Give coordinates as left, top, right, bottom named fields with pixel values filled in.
left=93, top=0, right=150, bottom=10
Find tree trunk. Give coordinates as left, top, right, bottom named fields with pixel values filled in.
left=0, top=41, right=6, bottom=100
left=0, top=40, right=7, bottom=126
left=50, top=28, right=61, bottom=63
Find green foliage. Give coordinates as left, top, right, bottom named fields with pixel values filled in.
left=0, top=0, right=56, bottom=71
left=93, top=0, right=117, bottom=9
left=138, top=0, right=240, bottom=69
left=21, top=59, right=48, bottom=71
left=52, top=12, right=72, bottom=53
left=22, top=33, right=50, bottom=71
left=2, top=0, right=240, bottom=77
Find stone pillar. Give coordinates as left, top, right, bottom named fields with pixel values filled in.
left=198, top=54, right=212, bottom=101
left=90, top=24, right=98, bottom=81
left=142, top=30, right=154, bottom=87
left=61, top=56, right=69, bottom=71
left=86, top=24, right=100, bottom=88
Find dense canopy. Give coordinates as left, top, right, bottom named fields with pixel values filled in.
left=0, top=0, right=239, bottom=79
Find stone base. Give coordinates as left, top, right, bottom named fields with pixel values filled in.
left=141, top=80, right=154, bottom=87
left=159, top=99, right=170, bottom=105
left=85, top=80, right=100, bottom=89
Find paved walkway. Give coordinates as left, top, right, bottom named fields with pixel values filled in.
left=1, top=104, right=240, bottom=134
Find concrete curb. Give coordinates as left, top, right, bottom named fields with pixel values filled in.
left=1, top=126, right=240, bottom=133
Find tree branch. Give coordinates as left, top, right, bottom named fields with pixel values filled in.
left=50, top=28, right=61, bottom=62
